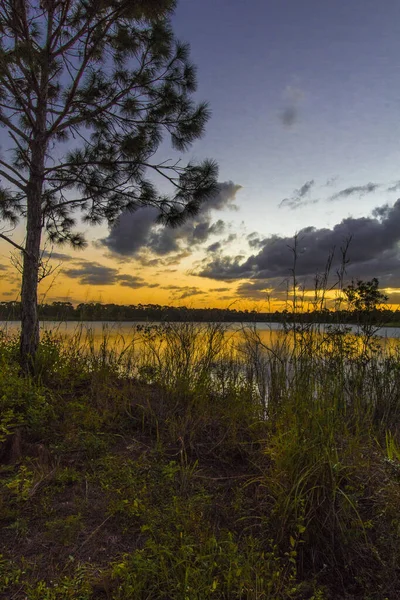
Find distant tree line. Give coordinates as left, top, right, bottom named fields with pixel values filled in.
left=0, top=300, right=398, bottom=325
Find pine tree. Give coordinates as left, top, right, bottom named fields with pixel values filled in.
left=0, top=0, right=218, bottom=370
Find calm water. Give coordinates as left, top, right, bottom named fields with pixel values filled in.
left=1, top=320, right=400, bottom=349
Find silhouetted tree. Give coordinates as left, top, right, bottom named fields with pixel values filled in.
left=343, top=278, right=388, bottom=338
left=343, top=278, right=388, bottom=313
left=0, top=0, right=218, bottom=370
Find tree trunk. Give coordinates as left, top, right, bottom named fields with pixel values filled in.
left=20, top=186, right=42, bottom=372
left=20, top=16, right=51, bottom=372
left=20, top=138, right=46, bottom=373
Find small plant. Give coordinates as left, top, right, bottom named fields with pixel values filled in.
left=45, top=514, right=84, bottom=546
left=5, top=465, right=35, bottom=502
left=0, top=554, right=24, bottom=594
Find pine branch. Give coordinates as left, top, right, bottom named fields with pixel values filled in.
left=0, top=168, right=26, bottom=191
left=0, top=111, right=30, bottom=142
left=0, top=232, right=26, bottom=254
left=0, top=159, right=28, bottom=184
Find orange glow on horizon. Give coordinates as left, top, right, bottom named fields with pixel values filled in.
left=1, top=239, right=400, bottom=313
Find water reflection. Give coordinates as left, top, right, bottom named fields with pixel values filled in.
left=1, top=320, right=400, bottom=354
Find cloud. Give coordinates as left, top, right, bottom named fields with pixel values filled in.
left=387, top=181, right=400, bottom=192
left=224, top=233, right=238, bottom=244
left=207, top=241, right=221, bottom=253
left=117, top=274, right=153, bottom=289
left=324, top=176, right=338, bottom=187
left=279, top=85, right=304, bottom=128
left=236, top=280, right=273, bottom=300
left=64, top=261, right=154, bottom=288
left=100, top=207, right=160, bottom=257
left=247, top=232, right=264, bottom=249
left=160, top=284, right=205, bottom=299
left=64, top=262, right=119, bottom=285
left=329, top=182, right=380, bottom=201
left=0, top=263, right=8, bottom=271
left=279, top=179, right=317, bottom=210
left=298, top=180, right=315, bottom=198
left=280, top=178, right=380, bottom=210
left=134, top=250, right=191, bottom=267
left=42, top=250, right=75, bottom=261
left=161, top=285, right=182, bottom=290
left=197, top=199, right=400, bottom=290
left=100, top=181, right=242, bottom=260
left=178, top=287, right=205, bottom=300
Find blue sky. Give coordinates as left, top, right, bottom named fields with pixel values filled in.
left=172, top=0, right=400, bottom=234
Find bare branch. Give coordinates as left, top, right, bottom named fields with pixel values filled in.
left=0, top=232, right=27, bottom=254
left=0, top=112, right=30, bottom=142
left=0, top=168, right=26, bottom=191
left=0, top=159, right=28, bottom=184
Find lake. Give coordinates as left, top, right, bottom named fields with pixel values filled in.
left=2, top=320, right=400, bottom=352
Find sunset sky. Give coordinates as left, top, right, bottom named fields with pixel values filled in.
left=2, top=0, right=400, bottom=310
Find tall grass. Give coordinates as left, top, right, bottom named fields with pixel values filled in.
left=2, top=316, right=400, bottom=598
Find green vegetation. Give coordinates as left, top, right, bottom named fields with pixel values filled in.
left=1, top=321, right=400, bottom=598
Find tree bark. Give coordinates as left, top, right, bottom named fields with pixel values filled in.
left=20, top=7, right=52, bottom=372
left=20, top=138, right=45, bottom=373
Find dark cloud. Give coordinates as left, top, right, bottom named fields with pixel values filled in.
left=0, top=263, right=7, bottom=271
left=178, top=287, right=205, bottom=300
left=64, top=262, right=119, bottom=285
left=42, top=250, right=75, bottom=261
left=298, top=180, right=314, bottom=197
left=207, top=241, right=221, bottom=253
left=100, top=181, right=242, bottom=260
left=280, top=180, right=316, bottom=210
left=247, top=233, right=264, bottom=249
left=206, top=234, right=237, bottom=253
left=280, top=178, right=379, bottom=209
left=371, top=204, right=390, bottom=219
left=131, top=250, right=192, bottom=268
left=224, top=233, right=238, bottom=244
left=101, top=207, right=160, bottom=257
left=236, top=280, right=274, bottom=301
left=117, top=274, right=148, bottom=289
left=248, top=237, right=264, bottom=249
left=192, top=219, right=225, bottom=243
left=198, top=255, right=250, bottom=281
left=156, top=268, right=177, bottom=274
left=329, top=182, right=380, bottom=201
left=211, top=287, right=230, bottom=292
left=197, top=199, right=400, bottom=289
left=64, top=261, right=155, bottom=288
left=160, top=284, right=205, bottom=299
